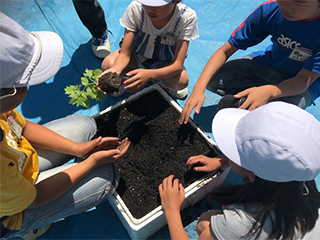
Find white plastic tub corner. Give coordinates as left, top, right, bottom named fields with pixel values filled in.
left=95, top=84, right=230, bottom=240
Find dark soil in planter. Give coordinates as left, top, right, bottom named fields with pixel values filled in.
left=94, top=89, right=219, bottom=219
left=98, top=72, right=121, bottom=94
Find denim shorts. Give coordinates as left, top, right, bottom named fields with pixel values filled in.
left=206, top=55, right=313, bottom=109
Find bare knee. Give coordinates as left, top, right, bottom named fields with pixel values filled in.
left=162, top=69, right=189, bottom=89
left=196, top=210, right=222, bottom=235
left=101, top=50, right=120, bottom=70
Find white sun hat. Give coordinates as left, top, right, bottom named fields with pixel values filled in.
left=212, top=101, right=320, bottom=182
left=136, top=0, right=173, bottom=7
left=0, top=12, right=64, bottom=89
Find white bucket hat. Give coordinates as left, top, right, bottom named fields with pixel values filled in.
left=0, top=12, right=63, bottom=89
left=212, top=102, right=320, bottom=182
left=136, top=0, right=173, bottom=7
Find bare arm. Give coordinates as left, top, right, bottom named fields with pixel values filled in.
left=101, top=29, right=135, bottom=76
left=23, top=121, right=120, bottom=158
left=236, top=68, right=319, bottom=110
left=29, top=138, right=130, bottom=208
left=159, top=175, right=189, bottom=240
left=179, top=41, right=238, bottom=124
left=23, top=121, right=79, bottom=156
left=143, top=39, right=189, bottom=80
left=23, top=120, right=131, bottom=208
left=124, top=39, right=190, bottom=92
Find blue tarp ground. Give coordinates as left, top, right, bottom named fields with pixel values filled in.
left=1, top=0, right=320, bottom=239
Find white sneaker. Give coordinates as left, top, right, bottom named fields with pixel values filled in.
left=92, top=31, right=111, bottom=59
left=20, top=224, right=51, bottom=240
left=154, top=80, right=188, bottom=99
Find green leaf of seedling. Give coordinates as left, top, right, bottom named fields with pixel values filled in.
left=90, top=69, right=103, bottom=82
left=86, top=84, right=98, bottom=100
left=77, top=97, right=90, bottom=108
left=92, top=87, right=104, bottom=101
left=65, top=85, right=79, bottom=95
left=81, top=77, right=89, bottom=86
left=65, top=68, right=104, bottom=108
left=68, top=93, right=90, bottom=108
left=83, top=68, right=93, bottom=79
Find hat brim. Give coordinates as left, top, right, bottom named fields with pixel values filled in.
left=136, top=0, right=172, bottom=7
left=212, top=108, right=250, bottom=168
left=10, top=31, right=63, bottom=88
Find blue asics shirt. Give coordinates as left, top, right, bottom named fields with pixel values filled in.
left=228, top=0, right=320, bottom=100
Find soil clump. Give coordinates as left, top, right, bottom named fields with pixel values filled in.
left=95, top=90, right=218, bottom=219
left=98, top=72, right=121, bottom=93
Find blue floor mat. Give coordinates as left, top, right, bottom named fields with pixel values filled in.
left=2, top=0, right=320, bottom=239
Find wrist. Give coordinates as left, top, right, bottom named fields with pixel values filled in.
left=219, top=154, right=230, bottom=170
left=68, top=142, right=81, bottom=157
left=148, top=69, right=157, bottom=81
left=268, top=85, right=282, bottom=99
left=164, top=208, right=181, bottom=219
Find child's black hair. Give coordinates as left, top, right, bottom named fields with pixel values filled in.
left=210, top=177, right=320, bottom=239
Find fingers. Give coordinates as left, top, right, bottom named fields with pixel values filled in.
left=192, top=165, right=209, bottom=172
left=118, top=137, right=130, bottom=152
left=233, top=89, right=247, bottom=99
left=179, top=99, right=203, bottom=125
left=163, top=175, right=174, bottom=189
left=107, top=149, right=121, bottom=158
left=186, top=155, right=203, bottom=170
left=179, top=104, right=193, bottom=125
left=113, top=138, right=130, bottom=158
left=160, top=175, right=183, bottom=190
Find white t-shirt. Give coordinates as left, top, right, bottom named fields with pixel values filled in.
left=119, top=1, right=199, bottom=68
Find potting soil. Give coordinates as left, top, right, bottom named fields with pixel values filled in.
left=95, top=90, right=218, bottom=219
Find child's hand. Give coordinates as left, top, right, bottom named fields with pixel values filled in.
left=76, top=137, right=127, bottom=159
left=97, top=68, right=121, bottom=94
left=186, top=155, right=223, bottom=172
left=158, top=175, right=185, bottom=213
left=179, top=88, right=205, bottom=125
left=234, top=85, right=279, bottom=111
left=123, top=69, right=152, bottom=92
left=89, top=137, right=130, bottom=165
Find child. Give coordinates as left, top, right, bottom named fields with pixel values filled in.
left=0, top=13, right=130, bottom=239
left=179, top=0, right=320, bottom=124
left=99, top=0, right=199, bottom=99
left=159, top=101, right=320, bottom=239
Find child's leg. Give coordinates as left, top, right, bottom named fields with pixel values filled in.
left=101, top=49, right=138, bottom=74
left=153, top=67, right=189, bottom=99
left=101, top=49, right=120, bottom=70
left=160, top=68, right=189, bottom=90
left=35, top=114, right=97, bottom=172
left=206, top=55, right=288, bottom=96
left=196, top=210, right=223, bottom=235
left=7, top=163, right=119, bottom=238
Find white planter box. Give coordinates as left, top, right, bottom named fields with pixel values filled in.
left=95, top=84, right=229, bottom=240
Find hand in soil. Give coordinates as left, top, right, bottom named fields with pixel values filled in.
left=159, top=175, right=185, bottom=212
left=186, top=155, right=224, bottom=172
left=98, top=72, right=121, bottom=94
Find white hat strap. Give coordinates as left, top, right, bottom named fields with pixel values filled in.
left=19, top=32, right=42, bottom=85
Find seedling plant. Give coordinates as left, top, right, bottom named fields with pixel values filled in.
left=65, top=68, right=104, bottom=108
